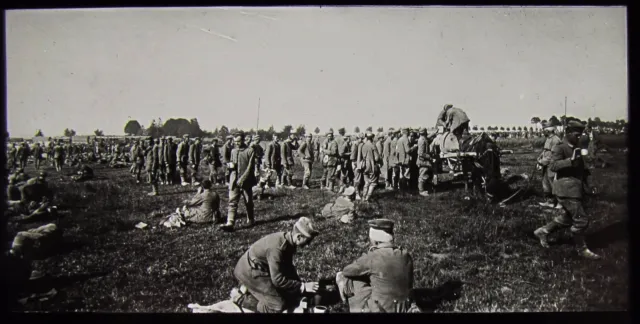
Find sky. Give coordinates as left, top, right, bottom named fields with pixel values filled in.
left=6, top=6, right=628, bottom=138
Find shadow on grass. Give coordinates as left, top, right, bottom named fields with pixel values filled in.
left=412, top=279, right=464, bottom=313
left=252, top=213, right=305, bottom=226
left=25, top=271, right=111, bottom=295
left=587, top=220, right=628, bottom=249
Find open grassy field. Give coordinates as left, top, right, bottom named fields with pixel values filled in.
left=7, top=137, right=628, bottom=313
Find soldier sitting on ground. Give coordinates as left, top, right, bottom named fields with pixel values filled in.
left=161, top=180, right=222, bottom=227
left=318, top=186, right=357, bottom=224
left=230, top=217, right=320, bottom=313
left=8, top=171, right=52, bottom=208
left=336, top=219, right=414, bottom=313
left=71, top=164, right=94, bottom=182
left=12, top=168, right=30, bottom=184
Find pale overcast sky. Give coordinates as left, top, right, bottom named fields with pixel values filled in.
left=6, top=6, right=627, bottom=137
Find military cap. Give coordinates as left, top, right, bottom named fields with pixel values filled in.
left=402, top=128, right=410, bottom=133
left=387, top=128, right=395, bottom=135
left=444, top=104, right=453, bottom=109
left=365, top=131, right=375, bottom=138
left=418, top=127, right=428, bottom=134
left=368, top=218, right=395, bottom=233
left=326, top=130, right=334, bottom=136
left=233, top=130, right=245, bottom=138
left=294, top=217, right=319, bottom=238
left=182, top=134, right=190, bottom=138
left=358, top=133, right=366, bottom=139
left=342, top=186, right=356, bottom=196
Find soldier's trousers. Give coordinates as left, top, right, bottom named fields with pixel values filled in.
left=541, top=167, right=555, bottom=199
left=540, top=197, right=589, bottom=237
left=340, top=162, right=354, bottom=187
left=363, top=172, right=379, bottom=199
left=166, top=163, right=176, bottom=183
left=282, top=165, right=294, bottom=186
left=353, top=169, right=364, bottom=192
left=34, top=158, right=41, bottom=170
left=341, top=277, right=373, bottom=313
left=386, top=165, right=399, bottom=187
left=190, top=163, right=199, bottom=182
left=54, top=158, right=64, bottom=171
left=272, top=165, right=283, bottom=185
left=179, top=162, right=189, bottom=179
left=301, top=161, right=313, bottom=186
left=321, top=165, right=337, bottom=187
left=418, top=166, right=433, bottom=192
left=135, top=162, right=144, bottom=181
left=227, top=186, right=254, bottom=224
left=209, top=164, right=221, bottom=183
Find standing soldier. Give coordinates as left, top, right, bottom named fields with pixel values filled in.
left=264, top=135, right=282, bottom=188
left=220, top=131, right=257, bottom=232
left=32, top=143, right=44, bottom=170
left=297, top=133, right=314, bottom=190
left=321, top=131, right=340, bottom=191
left=416, top=128, right=433, bottom=197
left=338, top=135, right=353, bottom=192
left=222, top=135, right=234, bottom=186
left=129, top=140, right=139, bottom=175
left=251, top=136, right=265, bottom=181
left=207, top=138, right=223, bottom=185
left=351, top=133, right=366, bottom=200
left=396, top=128, right=413, bottom=190
left=146, top=138, right=160, bottom=196
left=314, top=136, right=321, bottom=162
left=359, top=132, right=381, bottom=202
left=16, top=142, right=28, bottom=170
left=280, top=134, right=296, bottom=189
left=64, top=139, right=73, bottom=167
left=53, top=140, right=65, bottom=173
left=177, top=135, right=191, bottom=186
left=189, top=137, right=202, bottom=186
left=164, top=137, right=178, bottom=185
left=375, top=133, right=385, bottom=187
left=156, top=137, right=166, bottom=185
left=132, top=140, right=145, bottom=183
left=537, top=122, right=563, bottom=208
left=46, top=139, right=54, bottom=166
left=382, top=129, right=395, bottom=190
left=533, top=121, right=601, bottom=260
left=8, top=143, right=17, bottom=171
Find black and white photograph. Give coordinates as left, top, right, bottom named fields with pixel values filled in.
left=5, top=6, right=628, bottom=313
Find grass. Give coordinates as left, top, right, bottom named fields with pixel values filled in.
left=7, top=141, right=628, bottom=313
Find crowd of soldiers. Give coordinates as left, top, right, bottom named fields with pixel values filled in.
left=4, top=104, right=614, bottom=313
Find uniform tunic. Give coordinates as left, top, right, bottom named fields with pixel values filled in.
left=537, top=134, right=562, bottom=195
left=233, top=232, right=302, bottom=313
left=183, top=189, right=221, bottom=223
left=342, top=242, right=414, bottom=313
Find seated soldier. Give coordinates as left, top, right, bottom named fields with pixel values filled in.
left=318, top=186, right=357, bottom=224
left=231, top=217, right=320, bottom=313
left=12, top=197, right=57, bottom=223
left=9, top=171, right=52, bottom=207
left=13, top=168, right=30, bottom=184
left=336, top=219, right=414, bottom=313
left=161, top=180, right=222, bottom=227
left=71, top=164, right=94, bottom=182
left=7, top=175, right=22, bottom=201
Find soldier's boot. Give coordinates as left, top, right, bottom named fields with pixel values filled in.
left=148, top=184, right=159, bottom=196
left=246, top=206, right=255, bottom=227
left=364, top=184, right=375, bottom=201
left=220, top=210, right=236, bottom=232
left=573, top=234, right=601, bottom=260
left=287, top=176, right=296, bottom=189
left=418, top=181, right=429, bottom=196
left=533, top=222, right=561, bottom=248
left=181, top=176, right=189, bottom=187
left=327, top=181, right=334, bottom=192
left=355, top=189, right=362, bottom=201
left=301, top=178, right=309, bottom=190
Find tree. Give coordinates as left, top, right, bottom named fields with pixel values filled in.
left=94, top=129, right=104, bottom=136
left=35, top=129, right=44, bottom=137
left=124, top=120, right=142, bottom=136
left=294, top=125, right=306, bottom=137
left=472, top=125, right=478, bottom=131
left=314, top=127, right=320, bottom=134
left=548, top=116, right=561, bottom=126
left=593, top=117, right=602, bottom=127
left=280, top=125, right=293, bottom=138
left=480, top=127, right=485, bottom=131
left=499, top=127, right=505, bottom=131
left=377, top=127, right=384, bottom=133
left=517, top=126, right=522, bottom=131
left=354, top=126, right=360, bottom=133
left=63, top=128, right=76, bottom=137
left=365, top=126, right=373, bottom=132
left=530, top=117, right=541, bottom=125
left=219, top=125, right=230, bottom=140
left=506, top=127, right=510, bottom=131
left=189, top=118, right=204, bottom=137
left=529, top=126, right=534, bottom=132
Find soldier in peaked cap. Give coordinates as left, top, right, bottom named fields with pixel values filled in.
left=207, top=138, right=223, bottom=185
left=279, top=133, right=296, bottom=189
left=156, top=137, right=167, bottom=185
left=320, top=130, right=340, bottom=191
left=264, top=134, right=282, bottom=187
left=222, top=135, right=235, bottom=185
left=534, top=121, right=601, bottom=260
left=359, top=131, right=381, bottom=201
left=416, top=128, right=433, bottom=196
left=537, top=121, right=562, bottom=208
left=188, top=137, right=203, bottom=186
left=297, top=133, right=315, bottom=190
left=338, top=134, right=354, bottom=192
left=164, top=137, right=178, bottom=185
left=336, top=218, right=414, bottom=313
left=395, top=128, right=415, bottom=190
left=177, top=134, right=191, bottom=186
left=232, top=217, right=320, bottom=313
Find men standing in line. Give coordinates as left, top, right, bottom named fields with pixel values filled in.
left=297, top=133, right=314, bottom=190
left=220, top=131, right=257, bottom=232
left=222, top=135, right=234, bottom=186
left=533, top=121, right=601, bottom=260
left=321, top=131, right=340, bottom=191
left=264, top=135, right=282, bottom=188
left=396, top=128, right=413, bottom=190
left=177, top=135, right=191, bottom=186
left=280, top=134, right=296, bottom=189
left=360, top=132, right=381, bottom=202
left=336, top=219, right=414, bottom=313
left=164, top=137, right=178, bottom=185
left=537, top=121, right=563, bottom=208
left=416, top=128, right=433, bottom=197
left=189, top=137, right=202, bottom=186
